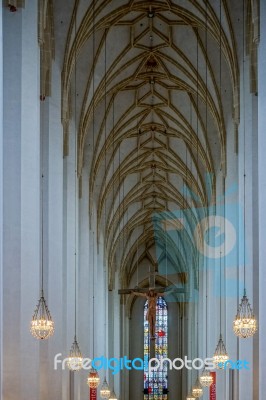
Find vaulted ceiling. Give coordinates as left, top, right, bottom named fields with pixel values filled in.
left=56, top=0, right=242, bottom=289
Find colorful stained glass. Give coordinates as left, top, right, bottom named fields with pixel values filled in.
left=144, top=297, right=168, bottom=400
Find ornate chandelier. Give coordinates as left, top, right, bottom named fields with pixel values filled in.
left=233, top=290, right=257, bottom=338
left=30, top=106, right=54, bottom=340
left=66, top=11, right=83, bottom=372
left=232, top=0, right=258, bottom=340
left=192, top=379, right=203, bottom=398
left=30, top=290, right=54, bottom=339
left=67, top=336, right=83, bottom=371
left=109, top=390, right=118, bottom=400
left=87, top=368, right=100, bottom=388
left=100, top=378, right=111, bottom=399
left=199, top=368, right=213, bottom=387
left=213, top=334, right=229, bottom=369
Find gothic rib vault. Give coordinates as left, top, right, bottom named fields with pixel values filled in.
left=55, top=0, right=243, bottom=291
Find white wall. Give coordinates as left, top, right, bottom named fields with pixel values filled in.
left=0, top=3, right=107, bottom=400
left=2, top=4, right=40, bottom=399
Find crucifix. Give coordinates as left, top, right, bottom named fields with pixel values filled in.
left=118, top=270, right=184, bottom=341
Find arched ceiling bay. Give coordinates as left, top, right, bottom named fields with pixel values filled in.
left=59, top=0, right=240, bottom=288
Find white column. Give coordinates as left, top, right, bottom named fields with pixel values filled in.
left=79, top=166, right=92, bottom=398
left=63, top=119, right=77, bottom=400
left=2, top=7, right=23, bottom=399
left=2, top=5, right=43, bottom=399
left=46, top=58, right=64, bottom=399
left=113, top=273, right=121, bottom=397
left=20, top=2, right=41, bottom=399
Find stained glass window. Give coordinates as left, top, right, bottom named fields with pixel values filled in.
left=144, top=296, right=168, bottom=400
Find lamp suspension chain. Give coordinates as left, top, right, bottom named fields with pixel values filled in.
left=232, top=0, right=257, bottom=339
left=66, top=5, right=83, bottom=372
left=30, top=82, right=54, bottom=340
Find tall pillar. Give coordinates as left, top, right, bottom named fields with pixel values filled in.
left=46, top=56, right=64, bottom=400
left=2, top=4, right=41, bottom=400
left=20, top=1, right=41, bottom=398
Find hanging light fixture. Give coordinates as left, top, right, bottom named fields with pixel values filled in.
left=213, top=234, right=228, bottom=366
left=192, top=317, right=204, bottom=396
left=233, top=289, right=257, bottom=338
left=213, top=0, right=229, bottom=369
left=99, top=27, right=111, bottom=400
left=192, top=378, right=203, bottom=398
left=193, top=270, right=203, bottom=395
left=185, top=126, right=196, bottom=398
left=213, top=334, right=229, bottom=369
left=67, top=335, right=83, bottom=371
left=66, top=8, right=83, bottom=372
left=186, top=70, right=199, bottom=400
left=30, top=100, right=54, bottom=340
left=200, top=9, right=213, bottom=387
left=100, top=378, right=111, bottom=399
left=30, top=290, right=54, bottom=339
left=109, top=390, right=118, bottom=400
left=87, top=368, right=100, bottom=388
left=199, top=367, right=213, bottom=387
left=108, top=100, right=118, bottom=400
left=87, top=0, right=101, bottom=387
left=233, top=0, right=257, bottom=339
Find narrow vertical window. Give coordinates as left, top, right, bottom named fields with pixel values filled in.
left=144, top=296, right=168, bottom=399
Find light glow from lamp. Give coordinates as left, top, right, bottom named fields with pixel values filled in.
left=213, top=334, right=229, bottom=369
left=67, top=336, right=83, bottom=371
left=192, top=379, right=203, bottom=398
left=30, top=291, right=54, bottom=339
left=199, top=368, right=213, bottom=387
left=109, top=390, right=118, bottom=400
left=100, top=378, right=111, bottom=399
left=233, top=290, right=257, bottom=338
left=87, top=368, right=100, bottom=388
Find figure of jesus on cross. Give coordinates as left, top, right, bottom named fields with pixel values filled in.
left=119, top=284, right=183, bottom=340
left=132, top=288, right=158, bottom=339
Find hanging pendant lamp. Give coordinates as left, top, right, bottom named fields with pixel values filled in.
left=99, top=27, right=111, bottom=400
left=212, top=0, right=229, bottom=369
left=190, top=12, right=208, bottom=397
left=186, top=395, right=195, bottom=400
left=30, top=101, right=54, bottom=340
left=232, top=0, right=257, bottom=340
left=100, top=378, right=111, bottom=399
left=200, top=366, right=213, bottom=387
left=66, top=9, right=83, bottom=371
left=66, top=133, right=83, bottom=369
left=67, top=335, right=83, bottom=371
left=87, top=368, right=100, bottom=388
left=233, top=289, right=257, bottom=338
left=30, top=289, right=54, bottom=339
left=87, top=0, right=101, bottom=387
left=213, top=334, right=229, bottom=369
left=200, top=14, right=213, bottom=385
left=109, top=390, right=118, bottom=400
left=192, top=378, right=203, bottom=398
